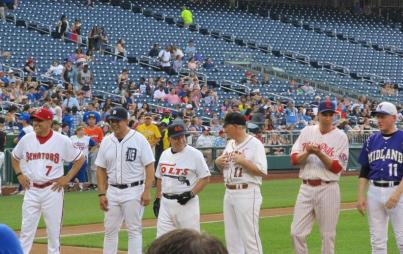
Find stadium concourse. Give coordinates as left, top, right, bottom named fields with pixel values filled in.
left=0, top=0, right=402, bottom=253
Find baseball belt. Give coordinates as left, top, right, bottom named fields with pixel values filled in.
left=162, top=193, right=182, bottom=200
left=371, top=180, right=401, bottom=188
left=110, top=180, right=144, bottom=189
left=226, top=183, right=248, bottom=190
left=303, top=179, right=332, bottom=187
left=33, top=181, right=53, bottom=189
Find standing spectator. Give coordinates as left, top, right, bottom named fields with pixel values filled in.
left=70, top=106, right=82, bottom=134
left=77, top=64, right=93, bottom=97
left=69, top=19, right=81, bottom=44
left=49, top=98, right=63, bottom=123
left=172, top=55, right=183, bottom=74
left=55, top=15, right=69, bottom=39
left=137, top=113, right=162, bottom=155
left=114, top=38, right=127, bottom=61
left=84, top=112, right=103, bottom=189
left=24, top=57, right=36, bottom=75
left=158, top=46, right=172, bottom=75
left=184, top=40, right=196, bottom=59
left=63, top=90, right=80, bottom=110
left=214, top=112, right=267, bottom=254
left=181, top=6, right=193, bottom=28
left=62, top=60, right=74, bottom=90
left=290, top=101, right=349, bottom=254
left=196, top=127, right=214, bottom=169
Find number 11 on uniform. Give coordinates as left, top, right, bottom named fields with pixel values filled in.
left=388, top=163, right=398, bottom=177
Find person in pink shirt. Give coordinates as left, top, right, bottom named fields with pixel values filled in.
left=163, top=88, right=181, bottom=105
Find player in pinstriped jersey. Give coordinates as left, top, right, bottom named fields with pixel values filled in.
left=357, top=101, right=403, bottom=254
left=215, top=112, right=267, bottom=254
left=290, top=100, right=349, bottom=254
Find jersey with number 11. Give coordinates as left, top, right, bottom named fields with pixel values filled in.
left=222, top=135, right=267, bottom=185
left=12, top=131, right=82, bottom=183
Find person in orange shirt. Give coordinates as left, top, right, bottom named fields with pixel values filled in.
left=84, top=112, right=103, bottom=190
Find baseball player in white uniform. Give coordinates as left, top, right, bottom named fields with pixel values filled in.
left=154, top=123, right=210, bottom=237
left=96, top=107, right=155, bottom=254
left=290, top=100, right=349, bottom=254
left=215, top=112, right=268, bottom=254
left=357, top=102, right=403, bottom=254
left=11, top=108, right=84, bottom=254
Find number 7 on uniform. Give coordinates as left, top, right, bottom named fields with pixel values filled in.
left=45, top=165, right=52, bottom=176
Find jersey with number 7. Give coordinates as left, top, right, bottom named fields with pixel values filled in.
left=12, top=131, right=82, bottom=182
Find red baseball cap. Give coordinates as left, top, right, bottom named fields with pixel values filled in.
left=31, top=108, right=53, bottom=121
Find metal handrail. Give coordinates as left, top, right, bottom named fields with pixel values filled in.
left=220, top=80, right=250, bottom=95
left=1, top=64, right=25, bottom=81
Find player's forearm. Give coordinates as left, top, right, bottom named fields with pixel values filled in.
left=237, top=159, right=266, bottom=176
left=96, top=166, right=108, bottom=194
left=291, top=151, right=310, bottom=166
left=315, top=151, right=334, bottom=171
left=357, top=177, right=369, bottom=199
left=144, top=163, right=155, bottom=192
left=65, top=155, right=85, bottom=181
left=192, top=176, right=209, bottom=195
left=396, top=179, right=403, bottom=196
left=156, top=179, right=162, bottom=198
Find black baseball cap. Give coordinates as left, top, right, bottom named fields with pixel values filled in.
left=167, top=124, right=187, bottom=138
left=224, top=112, right=246, bottom=127
left=108, top=107, right=128, bottom=121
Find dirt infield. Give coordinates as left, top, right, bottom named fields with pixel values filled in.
left=30, top=202, right=357, bottom=254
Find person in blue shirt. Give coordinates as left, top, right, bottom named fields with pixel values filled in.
left=0, top=224, right=23, bottom=254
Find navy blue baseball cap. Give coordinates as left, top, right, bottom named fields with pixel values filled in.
left=318, top=100, right=336, bottom=113
left=108, top=107, right=129, bottom=121
left=167, top=124, right=187, bottom=138
left=18, top=113, right=31, bottom=122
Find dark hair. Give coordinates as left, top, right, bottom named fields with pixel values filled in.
left=145, top=229, right=228, bottom=254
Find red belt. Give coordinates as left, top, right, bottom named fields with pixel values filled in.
left=33, top=181, right=53, bottom=189
left=226, top=183, right=248, bottom=190
left=303, top=179, right=331, bottom=187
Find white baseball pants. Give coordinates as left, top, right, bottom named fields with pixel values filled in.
left=103, top=185, right=144, bottom=254
left=157, top=195, right=200, bottom=237
left=20, top=185, right=64, bottom=254
left=224, top=185, right=263, bottom=254
left=291, top=182, right=340, bottom=254
left=367, top=184, right=403, bottom=254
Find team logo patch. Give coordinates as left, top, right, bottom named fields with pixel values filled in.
left=339, top=153, right=348, bottom=163
left=126, top=148, right=137, bottom=161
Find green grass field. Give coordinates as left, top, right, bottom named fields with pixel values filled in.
left=35, top=211, right=400, bottom=253
left=0, top=176, right=359, bottom=230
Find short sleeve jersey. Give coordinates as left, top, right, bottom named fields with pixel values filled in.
left=12, top=131, right=82, bottom=182
left=95, top=129, right=155, bottom=185
left=156, top=145, right=211, bottom=194
left=291, top=125, right=349, bottom=181
left=358, top=130, right=403, bottom=181
left=222, top=135, right=267, bottom=185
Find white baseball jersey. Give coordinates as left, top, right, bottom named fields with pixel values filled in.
left=22, top=125, right=34, bottom=134
left=70, top=135, right=94, bottom=158
left=156, top=145, right=211, bottom=194
left=95, top=129, right=155, bottom=185
left=223, top=135, right=267, bottom=185
left=291, top=125, right=349, bottom=181
left=12, top=131, right=82, bottom=183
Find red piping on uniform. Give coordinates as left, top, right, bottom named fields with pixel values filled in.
left=36, top=130, right=53, bottom=144
left=329, top=160, right=342, bottom=174
left=290, top=153, right=299, bottom=166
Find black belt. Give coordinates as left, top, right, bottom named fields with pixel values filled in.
left=110, top=180, right=144, bottom=189
left=162, top=193, right=181, bottom=200
left=372, top=181, right=400, bottom=188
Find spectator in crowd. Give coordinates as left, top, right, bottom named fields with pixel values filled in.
left=202, top=57, right=215, bottom=70
left=187, top=57, right=198, bottom=71
left=69, top=19, right=81, bottom=44
left=180, top=6, right=193, bottom=28
left=114, top=38, right=127, bottom=61
left=163, top=87, right=181, bottom=105
left=77, top=64, right=93, bottom=97
left=55, top=14, right=69, bottom=39
left=158, top=46, right=172, bottom=75
left=184, top=40, right=196, bottom=58
left=63, top=90, right=80, bottom=110
left=149, top=43, right=160, bottom=58
left=24, top=57, right=36, bottom=75
left=172, top=55, right=183, bottom=74
left=136, top=113, right=161, bottom=155
left=70, top=105, right=82, bottom=134
left=171, top=45, right=184, bottom=60
left=49, top=98, right=63, bottom=123
left=146, top=229, right=228, bottom=254
left=46, top=60, right=64, bottom=78
left=285, top=102, right=298, bottom=130
left=213, top=129, right=226, bottom=148
left=196, top=126, right=214, bottom=168
left=154, top=85, right=167, bottom=101
left=84, top=112, right=103, bottom=189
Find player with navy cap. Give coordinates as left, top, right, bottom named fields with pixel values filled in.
left=153, top=123, right=210, bottom=237
left=357, top=101, right=403, bottom=254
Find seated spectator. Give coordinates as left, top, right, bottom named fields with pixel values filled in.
left=114, top=38, right=127, bottom=61
left=202, top=57, right=215, bottom=70
left=203, top=90, right=217, bottom=105
left=117, top=68, right=129, bottom=92
left=262, top=73, right=270, bottom=85
left=172, top=55, right=183, bottom=74
left=213, top=129, right=226, bottom=147
left=55, top=14, right=69, bottom=39
left=171, top=45, right=184, bottom=60
left=46, top=60, right=64, bottom=77
left=24, top=57, right=36, bottom=75
left=153, top=85, right=167, bottom=101
left=148, top=43, right=160, bottom=57
left=180, top=6, right=193, bottom=28
left=146, top=229, right=227, bottom=254
left=163, top=88, right=181, bottom=105
left=184, top=40, right=196, bottom=59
